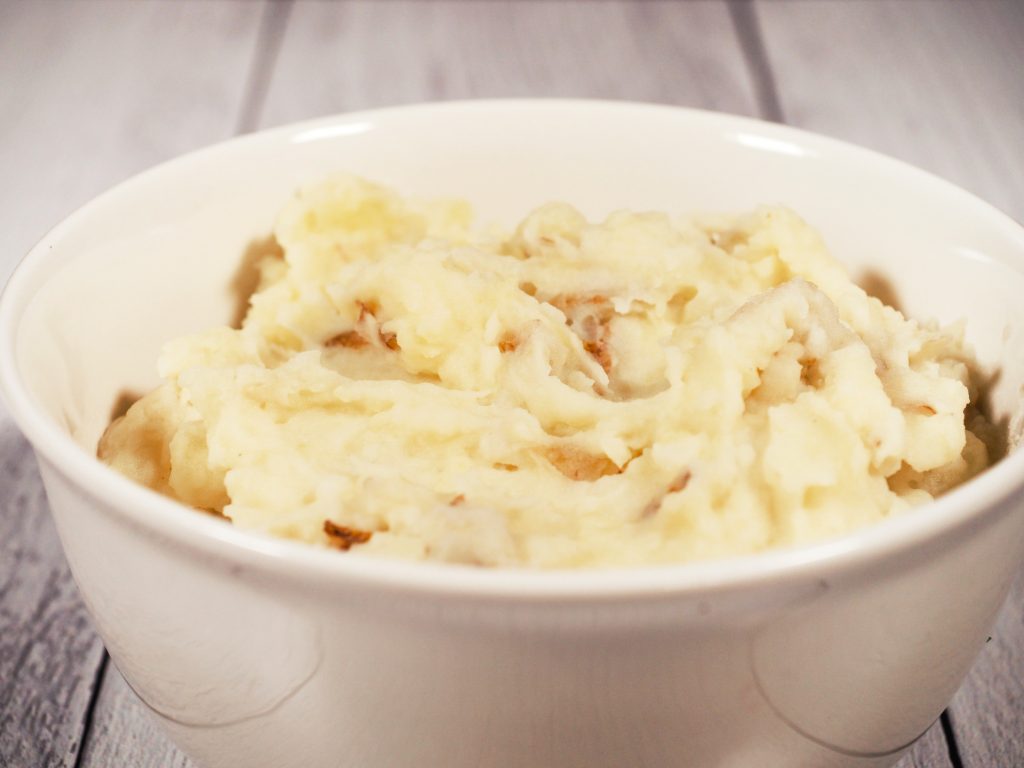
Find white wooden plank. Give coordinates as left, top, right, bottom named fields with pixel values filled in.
left=0, top=1, right=263, bottom=765
left=757, top=1, right=1024, bottom=765
left=258, top=0, right=759, bottom=128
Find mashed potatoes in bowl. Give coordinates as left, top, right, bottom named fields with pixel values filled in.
left=99, top=175, right=991, bottom=568
left=7, top=102, right=1024, bottom=768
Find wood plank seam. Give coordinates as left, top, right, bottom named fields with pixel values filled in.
left=940, top=710, right=966, bottom=768
left=727, top=0, right=785, bottom=122
left=236, top=0, right=295, bottom=134
left=71, top=652, right=109, bottom=768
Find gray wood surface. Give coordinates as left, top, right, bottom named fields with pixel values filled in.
left=79, top=668, right=191, bottom=768
left=756, top=3, right=1024, bottom=765
left=1, top=0, right=1020, bottom=765
left=755, top=0, right=1024, bottom=223
left=260, top=0, right=759, bottom=125
left=903, top=722, right=956, bottom=768
left=0, top=1, right=263, bottom=766
left=0, top=422, right=104, bottom=768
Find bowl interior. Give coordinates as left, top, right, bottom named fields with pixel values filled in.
left=9, top=101, right=1024, bottom=467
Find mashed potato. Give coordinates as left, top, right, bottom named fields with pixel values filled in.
left=99, top=176, right=989, bottom=567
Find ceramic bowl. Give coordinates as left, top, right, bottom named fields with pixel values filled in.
left=3, top=101, right=1024, bottom=768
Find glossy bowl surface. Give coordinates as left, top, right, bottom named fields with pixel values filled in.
left=3, top=100, right=1024, bottom=768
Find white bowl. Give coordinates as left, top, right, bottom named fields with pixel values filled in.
left=3, top=100, right=1024, bottom=768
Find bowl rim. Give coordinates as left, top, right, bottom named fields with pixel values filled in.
left=3, top=98, right=1024, bottom=600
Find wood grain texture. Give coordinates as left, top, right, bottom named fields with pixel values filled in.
left=755, top=0, right=1024, bottom=221
left=757, top=1, right=1024, bottom=765
left=899, top=720, right=954, bottom=768
left=258, top=0, right=759, bottom=128
left=0, top=1, right=262, bottom=765
left=0, top=423, right=105, bottom=768
left=0, top=0, right=262, bottom=287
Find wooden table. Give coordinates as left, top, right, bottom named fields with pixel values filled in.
left=1, top=2, right=1021, bottom=765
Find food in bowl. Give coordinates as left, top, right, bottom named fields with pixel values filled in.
left=98, top=174, right=991, bottom=567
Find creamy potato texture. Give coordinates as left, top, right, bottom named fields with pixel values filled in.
left=99, top=176, right=989, bottom=567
